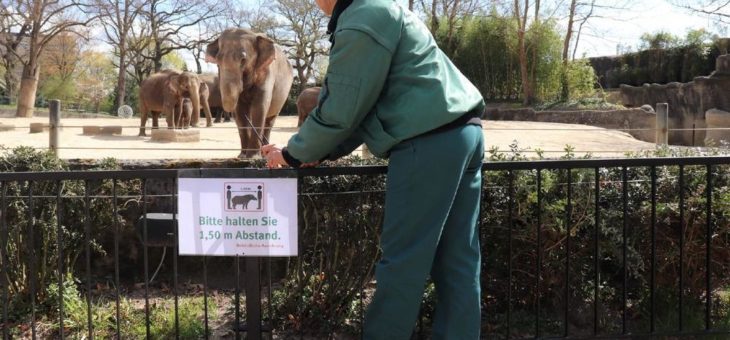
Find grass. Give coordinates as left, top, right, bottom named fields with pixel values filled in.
left=4, top=277, right=219, bottom=339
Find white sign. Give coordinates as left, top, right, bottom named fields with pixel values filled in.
left=177, top=178, right=298, bottom=256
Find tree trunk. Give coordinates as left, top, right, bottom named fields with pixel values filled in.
left=561, top=0, right=577, bottom=101
left=115, top=46, right=127, bottom=112
left=408, top=0, right=414, bottom=11
left=16, top=64, right=39, bottom=117
left=3, top=58, right=18, bottom=103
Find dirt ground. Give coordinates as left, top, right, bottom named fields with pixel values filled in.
left=0, top=115, right=657, bottom=160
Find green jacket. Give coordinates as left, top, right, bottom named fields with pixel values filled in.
left=286, top=0, right=484, bottom=162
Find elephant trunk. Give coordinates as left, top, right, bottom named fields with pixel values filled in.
left=190, top=83, right=201, bottom=127
left=220, top=72, right=242, bottom=113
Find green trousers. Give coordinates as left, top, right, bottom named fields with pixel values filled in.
left=364, top=124, right=484, bottom=340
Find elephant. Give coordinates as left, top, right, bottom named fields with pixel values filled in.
left=206, top=28, right=294, bottom=158
left=178, top=98, right=193, bottom=128
left=138, top=69, right=201, bottom=136
left=192, top=81, right=213, bottom=127
left=231, top=194, right=257, bottom=210
left=296, top=86, right=321, bottom=127
left=198, top=74, right=232, bottom=123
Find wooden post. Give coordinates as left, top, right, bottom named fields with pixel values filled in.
left=49, top=100, right=60, bottom=156
left=656, top=103, right=668, bottom=145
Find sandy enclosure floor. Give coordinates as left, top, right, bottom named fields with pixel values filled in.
left=0, top=116, right=657, bottom=160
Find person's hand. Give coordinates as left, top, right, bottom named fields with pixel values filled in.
left=261, top=144, right=288, bottom=168
left=301, top=160, right=321, bottom=168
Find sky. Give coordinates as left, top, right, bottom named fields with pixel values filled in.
left=189, top=0, right=723, bottom=72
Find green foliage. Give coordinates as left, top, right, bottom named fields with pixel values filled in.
left=444, top=14, right=566, bottom=103
left=640, top=31, right=680, bottom=50
left=0, top=147, right=132, bottom=321
left=564, top=59, right=599, bottom=100
left=591, top=34, right=724, bottom=88
left=38, top=76, right=77, bottom=103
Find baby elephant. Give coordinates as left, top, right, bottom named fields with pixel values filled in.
left=231, top=194, right=258, bottom=210
left=296, top=86, right=321, bottom=127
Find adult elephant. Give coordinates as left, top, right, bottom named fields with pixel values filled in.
left=138, top=69, right=201, bottom=136
left=296, top=86, right=321, bottom=127
left=198, top=74, right=231, bottom=123
left=205, top=28, right=294, bottom=158
left=193, top=81, right=213, bottom=127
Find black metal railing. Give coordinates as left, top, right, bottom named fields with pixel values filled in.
left=0, top=157, right=729, bottom=339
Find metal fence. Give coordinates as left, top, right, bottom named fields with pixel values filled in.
left=1, top=157, right=730, bottom=339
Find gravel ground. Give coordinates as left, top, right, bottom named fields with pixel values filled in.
left=0, top=115, right=657, bottom=160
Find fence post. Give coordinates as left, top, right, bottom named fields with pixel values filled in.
left=49, top=100, right=61, bottom=156
left=656, top=103, right=668, bottom=145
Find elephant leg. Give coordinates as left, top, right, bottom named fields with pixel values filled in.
left=139, top=109, right=148, bottom=136
left=234, top=111, right=252, bottom=158
left=152, top=113, right=159, bottom=129
left=224, top=111, right=231, bottom=122
left=214, top=110, right=222, bottom=123
left=203, top=100, right=213, bottom=127
left=263, top=114, right=277, bottom=144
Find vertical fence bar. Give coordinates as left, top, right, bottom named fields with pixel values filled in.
left=246, top=257, right=262, bottom=340
left=535, top=169, right=542, bottom=338
left=1, top=182, right=7, bottom=340
left=203, top=256, right=209, bottom=339
left=593, top=168, right=600, bottom=336
left=507, top=170, right=513, bottom=339
left=650, top=166, right=657, bottom=334
left=143, top=179, right=150, bottom=339
left=705, top=164, right=712, bottom=331
left=49, top=100, right=60, bottom=156
left=565, top=169, right=572, bottom=337
left=113, top=179, right=121, bottom=339
left=268, top=258, right=273, bottom=331
left=84, top=180, right=94, bottom=339
left=622, top=167, right=627, bottom=335
left=235, top=255, right=241, bottom=340
left=173, top=177, right=180, bottom=339
left=678, top=165, right=685, bottom=332
left=28, top=181, right=36, bottom=340
left=56, top=181, right=65, bottom=340
left=656, top=103, right=669, bottom=145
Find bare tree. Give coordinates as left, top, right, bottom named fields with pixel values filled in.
left=668, top=0, right=729, bottom=24
left=140, top=0, right=223, bottom=73
left=417, top=0, right=485, bottom=53
left=271, top=0, right=329, bottom=87
left=94, top=0, right=144, bottom=110
left=513, top=0, right=538, bottom=105
left=0, top=3, right=30, bottom=103
left=0, top=0, right=96, bottom=117
left=40, top=31, right=85, bottom=83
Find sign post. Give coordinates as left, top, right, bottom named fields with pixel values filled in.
left=177, top=171, right=297, bottom=340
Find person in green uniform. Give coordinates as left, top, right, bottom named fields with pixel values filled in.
left=262, top=0, right=485, bottom=338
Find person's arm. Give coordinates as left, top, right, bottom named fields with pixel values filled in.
left=285, top=28, right=392, bottom=163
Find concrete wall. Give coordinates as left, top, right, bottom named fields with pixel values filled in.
left=619, top=54, right=730, bottom=146
left=484, top=107, right=656, bottom=143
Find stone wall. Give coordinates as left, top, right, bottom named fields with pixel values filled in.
left=484, top=107, right=656, bottom=143
left=619, top=54, right=730, bottom=146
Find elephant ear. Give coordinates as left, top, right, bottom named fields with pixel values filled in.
left=166, top=75, right=180, bottom=95
left=205, top=38, right=219, bottom=64
left=253, top=35, right=276, bottom=85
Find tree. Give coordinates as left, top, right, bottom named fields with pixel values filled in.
left=140, top=0, right=223, bottom=73
left=0, top=3, right=29, bottom=104
left=417, top=0, right=486, bottom=54
left=37, top=31, right=85, bottom=105
left=639, top=31, right=680, bottom=50
left=668, top=0, right=729, bottom=24
left=271, top=0, right=329, bottom=87
left=75, top=50, right=115, bottom=112
left=0, top=0, right=95, bottom=117
left=513, top=0, right=538, bottom=105
left=94, top=0, right=143, bottom=111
